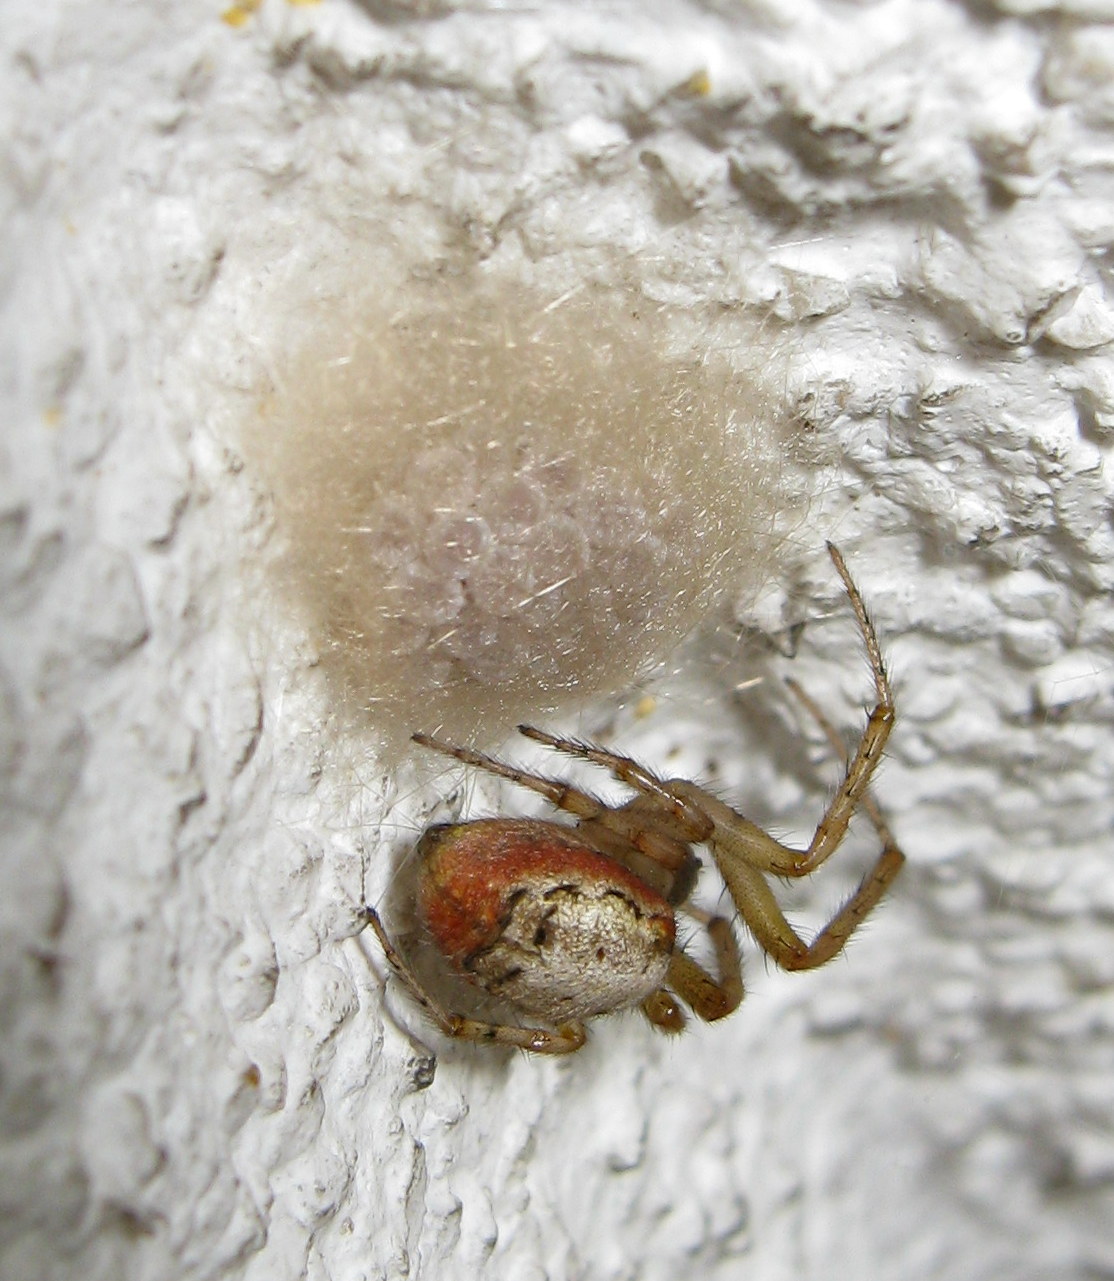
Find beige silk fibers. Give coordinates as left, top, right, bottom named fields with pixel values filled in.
left=246, top=273, right=794, bottom=755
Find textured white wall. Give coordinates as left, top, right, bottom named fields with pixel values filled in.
left=3, top=2, right=1114, bottom=1280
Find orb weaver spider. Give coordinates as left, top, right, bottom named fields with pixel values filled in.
left=363, top=544, right=905, bottom=1054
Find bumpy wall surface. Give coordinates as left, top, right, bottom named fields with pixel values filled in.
left=2, top=2, right=1113, bottom=1280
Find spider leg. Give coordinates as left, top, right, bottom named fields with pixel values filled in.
left=710, top=850, right=905, bottom=971
left=516, top=725, right=714, bottom=842
left=416, top=731, right=699, bottom=888
left=413, top=732, right=608, bottom=822
left=670, top=545, right=904, bottom=970
left=669, top=543, right=896, bottom=881
left=640, top=910, right=744, bottom=1031
left=515, top=726, right=713, bottom=889
left=667, top=913, right=744, bottom=1020
left=361, top=908, right=587, bottom=1055
left=784, top=676, right=903, bottom=857
left=783, top=542, right=896, bottom=876
left=639, top=905, right=745, bottom=1030
left=641, top=988, right=686, bottom=1032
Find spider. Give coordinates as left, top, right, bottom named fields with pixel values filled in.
left=363, top=544, right=905, bottom=1055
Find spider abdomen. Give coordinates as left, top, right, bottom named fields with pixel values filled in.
left=417, top=818, right=675, bottom=1022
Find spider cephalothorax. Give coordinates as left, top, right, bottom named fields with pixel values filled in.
left=364, top=544, right=905, bottom=1054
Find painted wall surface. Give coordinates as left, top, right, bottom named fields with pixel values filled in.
left=2, top=2, right=1113, bottom=1280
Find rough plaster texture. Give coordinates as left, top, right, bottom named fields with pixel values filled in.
left=2, top=2, right=1114, bottom=1280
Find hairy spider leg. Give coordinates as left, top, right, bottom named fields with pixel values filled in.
left=658, top=545, right=903, bottom=971
left=662, top=541, right=895, bottom=881
left=362, top=907, right=587, bottom=1055
left=639, top=907, right=745, bottom=1031
left=667, top=913, right=744, bottom=1019
left=691, top=828, right=904, bottom=972
left=412, top=732, right=607, bottom=821
left=783, top=676, right=903, bottom=859
left=516, top=724, right=715, bottom=842
left=413, top=731, right=696, bottom=881
left=783, top=541, right=895, bottom=875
